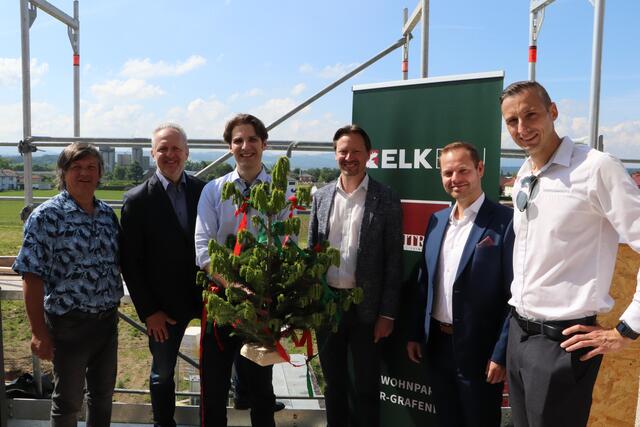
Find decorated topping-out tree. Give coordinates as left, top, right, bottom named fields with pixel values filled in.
left=197, top=156, right=363, bottom=365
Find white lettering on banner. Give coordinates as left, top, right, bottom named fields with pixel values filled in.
left=403, top=234, right=424, bottom=252
left=367, top=147, right=487, bottom=170
left=379, top=391, right=437, bottom=414
left=380, top=375, right=431, bottom=395
left=369, top=149, right=433, bottom=169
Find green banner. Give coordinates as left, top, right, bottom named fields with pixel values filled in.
left=352, top=71, right=504, bottom=425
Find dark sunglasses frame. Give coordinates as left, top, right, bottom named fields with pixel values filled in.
left=516, top=175, right=539, bottom=212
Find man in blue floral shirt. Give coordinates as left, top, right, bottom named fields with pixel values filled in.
left=13, top=143, right=123, bottom=427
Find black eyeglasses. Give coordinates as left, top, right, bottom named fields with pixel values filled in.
left=516, top=175, right=539, bottom=212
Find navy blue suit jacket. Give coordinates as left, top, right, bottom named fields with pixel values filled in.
left=410, top=197, right=514, bottom=375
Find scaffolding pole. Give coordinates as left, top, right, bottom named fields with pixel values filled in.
left=588, top=0, right=605, bottom=149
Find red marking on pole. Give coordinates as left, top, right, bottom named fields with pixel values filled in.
left=402, top=60, right=408, bottom=73
left=73, top=55, right=80, bottom=66
left=528, top=46, right=537, bottom=63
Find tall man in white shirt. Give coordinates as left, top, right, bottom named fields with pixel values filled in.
left=501, top=80, right=640, bottom=427
left=194, top=114, right=281, bottom=427
left=308, top=124, right=403, bottom=427
left=406, top=142, right=513, bottom=427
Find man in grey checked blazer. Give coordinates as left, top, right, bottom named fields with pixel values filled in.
left=308, top=124, right=403, bottom=427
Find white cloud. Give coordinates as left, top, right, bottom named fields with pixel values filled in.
left=500, top=103, right=640, bottom=161
left=246, top=88, right=264, bottom=97
left=291, top=83, right=306, bottom=96
left=120, top=55, right=206, bottom=79
left=299, top=62, right=359, bottom=79
left=91, top=79, right=165, bottom=100
left=165, top=97, right=230, bottom=138
left=252, top=98, right=300, bottom=126
left=0, top=58, right=49, bottom=87
left=82, top=102, right=157, bottom=137
left=299, top=63, right=314, bottom=74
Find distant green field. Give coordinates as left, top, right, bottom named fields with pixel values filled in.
left=0, top=190, right=309, bottom=255
left=1, top=189, right=126, bottom=200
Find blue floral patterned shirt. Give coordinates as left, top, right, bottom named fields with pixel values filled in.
left=13, top=191, right=123, bottom=315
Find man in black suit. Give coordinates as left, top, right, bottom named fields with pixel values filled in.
left=120, top=123, right=205, bottom=427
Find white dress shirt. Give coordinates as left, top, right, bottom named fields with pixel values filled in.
left=326, top=175, right=369, bottom=289
left=194, top=168, right=289, bottom=269
left=510, top=137, right=640, bottom=331
left=432, top=193, right=485, bottom=324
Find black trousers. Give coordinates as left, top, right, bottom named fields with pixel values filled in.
left=426, top=322, right=503, bottom=427
left=507, top=317, right=602, bottom=427
left=316, top=308, right=380, bottom=427
left=199, top=322, right=275, bottom=427
left=46, top=308, right=118, bottom=427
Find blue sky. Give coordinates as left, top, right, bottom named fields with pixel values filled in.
left=1, top=0, right=639, bottom=162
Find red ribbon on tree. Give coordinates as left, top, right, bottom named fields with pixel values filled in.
left=233, top=202, right=249, bottom=256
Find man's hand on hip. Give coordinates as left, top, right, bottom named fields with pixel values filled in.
left=373, top=317, right=394, bottom=343
left=146, top=311, right=176, bottom=343
left=485, top=361, right=506, bottom=384
left=560, top=324, right=633, bottom=361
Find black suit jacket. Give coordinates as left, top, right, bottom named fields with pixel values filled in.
left=120, top=173, right=205, bottom=323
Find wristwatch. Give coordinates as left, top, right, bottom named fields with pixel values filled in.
left=616, top=321, right=640, bottom=340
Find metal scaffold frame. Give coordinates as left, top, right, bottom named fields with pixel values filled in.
left=5, top=0, right=639, bottom=426
left=528, top=0, right=606, bottom=150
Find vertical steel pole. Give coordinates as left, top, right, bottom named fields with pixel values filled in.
left=528, top=9, right=538, bottom=81
left=421, top=0, right=429, bottom=78
left=20, top=0, right=33, bottom=206
left=0, top=295, right=7, bottom=427
left=402, top=8, right=409, bottom=80
left=72, top=0, right=80, bottom=137
left=20, top=0, right=42, bottom=397
left=588, top=0, right=605, bottom=149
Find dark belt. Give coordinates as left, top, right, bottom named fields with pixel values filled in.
left=63, top=307, right=118, bottom=320
left=432, top=318, right=453, bottom=335
left=512, top=309, right=596, bottom=342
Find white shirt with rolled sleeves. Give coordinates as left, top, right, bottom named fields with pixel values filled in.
left=194, top=168, right=290, bottom=269
left=510, top=137, right=640, bottom=332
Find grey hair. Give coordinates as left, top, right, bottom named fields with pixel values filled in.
left=152, top=122, right=188, bottom=146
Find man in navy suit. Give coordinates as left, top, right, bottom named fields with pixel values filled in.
left=407, top=141, right=513, bottom=427
left=121, top=123, right=205, bottom=427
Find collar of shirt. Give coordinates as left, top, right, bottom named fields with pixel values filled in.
left=59, top=190, right=101, bottom=214
left=449, top=192, right=485, bottom=226
left=155, top=169, right=186, bottom=190
left=335, top=174, right=369, bottom=196
left=230, top=166, right=270, bottom=187
left=520, top=136, right=573, bottom=178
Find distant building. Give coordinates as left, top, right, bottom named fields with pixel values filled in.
left=99, top=146, right=116, bottom=173
left=117, top=153, right=132, bottom=166
left=500, top=176, right=516, bottom=198
left=0, top=169, right=18, bottom=190
left=141, top=155, right=150, bottom=171
left=132, top=147, right=143, bottom=166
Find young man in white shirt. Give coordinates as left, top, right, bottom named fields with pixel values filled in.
left=194, top=114, right=282, bottom=427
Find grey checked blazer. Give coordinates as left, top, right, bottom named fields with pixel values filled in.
left=308, top=176, right=403, bottom=323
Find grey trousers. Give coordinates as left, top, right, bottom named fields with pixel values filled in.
left=507, top=317, right=602, bottom=427
left=46, top=308, right=118, bottom=427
